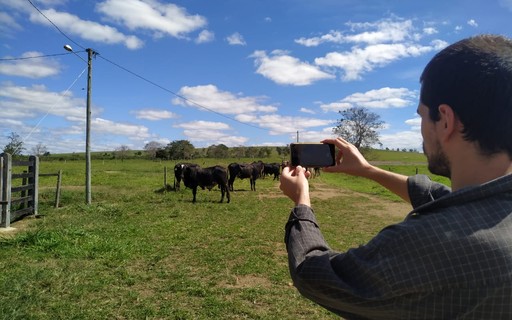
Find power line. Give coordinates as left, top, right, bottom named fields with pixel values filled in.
left=12, top=67, right=88, bottom=155
left=26, top=0, right=86, bottom=51
left=0, top=52, right=79, bottom=61
left=98, top=55, right=272, bottom=132
left=24, top=0, right=299, bottom=135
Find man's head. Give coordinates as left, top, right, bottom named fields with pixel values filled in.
left=420, top=34, right=512, bottom=159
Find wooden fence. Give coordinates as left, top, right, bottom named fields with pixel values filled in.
left=1, top=153, right=39, bottom=228
left=1, top=154, right=63, bottom=228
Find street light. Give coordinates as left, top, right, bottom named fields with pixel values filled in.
left=64, top=44, right=97, bottom=205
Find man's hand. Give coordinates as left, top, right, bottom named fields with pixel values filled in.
left=321, top=137, right=372, bottom=178
left=279, top=165, right=311, bottom=207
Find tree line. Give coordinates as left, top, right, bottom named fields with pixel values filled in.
left=3, top=107, right=414, bottom=160
left=144, top=140, right=291, bottom=160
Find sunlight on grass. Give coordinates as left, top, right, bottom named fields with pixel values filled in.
left=1, top=154, right=437, bottom=319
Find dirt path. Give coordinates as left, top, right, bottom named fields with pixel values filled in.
left=263, top=180, right=411, bottom=219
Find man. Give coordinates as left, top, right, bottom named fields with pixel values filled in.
left=280, top=34, right=512, bottom=319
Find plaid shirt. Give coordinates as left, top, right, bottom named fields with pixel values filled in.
left=285, top=174, right=512, bottom=319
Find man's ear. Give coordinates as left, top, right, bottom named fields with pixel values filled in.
left=437, top=104, right=459, bottom=141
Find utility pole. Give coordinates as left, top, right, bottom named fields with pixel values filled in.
left=64, top=45, right=96, bottom=205
left=85, top=48, right=94, bottom=205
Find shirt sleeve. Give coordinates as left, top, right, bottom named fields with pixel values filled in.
left=284, top=205, right=396, bottom=318
left=407, top=174, right=451, bottom=209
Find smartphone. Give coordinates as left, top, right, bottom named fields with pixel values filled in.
left=290, top=143, right=335, bottom=167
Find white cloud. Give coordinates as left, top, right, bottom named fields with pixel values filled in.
left=300, top=107, right=316, bottom=114
left=292, top=17, right=450, bottom=81
left=423, top=27, right=437, bottom=35
left=296, top=127, right=337, bottom=143
left=175, top=120, right=248, bottom=147
left=321, top=87, right=418, bottom=112
left=0, top=51, right=62, bottom=78
left=295, top=18, right=415, bottom=47
left=295, top=30, right=344, bottom=47
left=93, top=118, right=151, bottom=140
left=133, top=109, right=177, bottom=120
left=379, top=130, right=422, bottom=150
left=29, top=8, right=144, bottom=49
left=377, top=114, right=423, bottom=150
left=226, top=32, right=246, bottom=45
left=248, top=114, right=333, bottom=136
left=0, top=82, right=154, bottom=152
left=96, top=0, right=207, bottom=39
left=172, top=84, right=277, bottom=115
left=315, top=42, right=440, bottom=81
left=0, top=82, right=85, bottom=120
left=196, top=29, right=214, bottom=43
left=467, top=19, right=478, bottom=27
left=0, top=11, right=23, bottom=36
left=250, top=50, right=334, bottom=86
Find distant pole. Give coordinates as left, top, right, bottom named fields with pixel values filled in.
left=296, top=131, right=299, bottom=142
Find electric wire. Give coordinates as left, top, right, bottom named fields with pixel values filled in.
left=98, top=55, right=271, bottom=132
left=11, top=67, right=88, bottom=155
left=21, top=0, right=300, bottom=144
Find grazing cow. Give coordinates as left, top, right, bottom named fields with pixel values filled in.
left=313, top=167, right=321, bottom=178
left=263, top=162, right=281, bottom=180
left=183, top=165, right=230, bottom=203
left=252, top=160, right=265, bottom=177
left=174, top=163, right=199, bottom=191
left=228, top=162, right=261, bottom=191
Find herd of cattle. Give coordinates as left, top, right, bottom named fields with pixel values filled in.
left=173, top=161, right=284, bottom=203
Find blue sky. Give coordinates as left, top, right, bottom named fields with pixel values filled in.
left=1, top=0, right=512, bottom=154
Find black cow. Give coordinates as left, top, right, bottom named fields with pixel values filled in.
left=263, top=162, right=281, bottom=180
left=228, top=162, right=262, bottom=191
left=183, top=165, right=230, bottom=203
left=313, top=167, right=321, bottom=178
left=174, top=163, right=199, bottom=191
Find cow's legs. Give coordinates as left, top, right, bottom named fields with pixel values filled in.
left=192, top=187, right=197, bottom=203
left=228, top=177, right=235, bottom=191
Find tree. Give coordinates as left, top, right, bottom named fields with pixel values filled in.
left=332, top=107, right=384, bottom=149
left=115, top=145, right=131, bottom=161
left=144, top=141, right=164, bottom=159
left=276, top=146, right=290, bottom=158
left=2, top=132, right=25, bottom=156
left=258, top=147, right=272, bottom=158
left=166, top=140, right=195, bottom=160
left=31, top=142, right=48, bottom=157
left=207, top=144, right=229, bottom=158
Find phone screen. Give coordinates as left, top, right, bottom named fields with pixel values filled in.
left=290, top=143, right=335, bottom=167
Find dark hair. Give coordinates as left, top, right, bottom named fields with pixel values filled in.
left=420, top=34, right=512, bottom=157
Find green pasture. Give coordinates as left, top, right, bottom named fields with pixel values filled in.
left=0, top=154, right=448, bottom=319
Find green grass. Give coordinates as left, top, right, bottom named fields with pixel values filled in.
left=0, top=154, right=446, bottom=319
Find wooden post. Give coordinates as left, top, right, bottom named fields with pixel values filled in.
left=55, top=170, right=62, bottom=208
left=21, top=171, right=27, bottom=210
left=28, top=156, right=39, bottom=216
left=1, top=153, right=12, bottom=228
left=164, top=166, right=167, bottom=190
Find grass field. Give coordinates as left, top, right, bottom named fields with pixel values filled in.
left=0, top=152, right=448, bottom=319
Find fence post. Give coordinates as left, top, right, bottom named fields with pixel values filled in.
left=55, top=170, right=62, bottom=208
left=1, top=153, right=12, bottom=228
left=164, top=166, right=167, bottom=190
left=28, top=156, right=39, bottom=216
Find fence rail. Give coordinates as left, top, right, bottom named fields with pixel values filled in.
left=1, top=153, right=39, bottom=228
left=1, top=154, right=63, bottom=228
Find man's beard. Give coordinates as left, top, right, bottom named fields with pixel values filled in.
left=423, top=141, right=451, bottom=178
